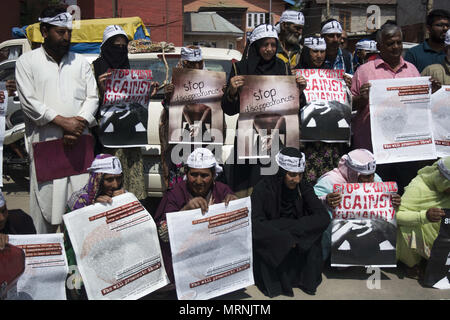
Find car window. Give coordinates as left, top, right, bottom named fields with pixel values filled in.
left=0, top=61, right=16, bottom=81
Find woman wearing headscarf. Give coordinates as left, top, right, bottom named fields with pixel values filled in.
left=154, top=148, right=238, bottom=285
left=64, top=153, right=125, bottom=299
left=296, top=37, right=348, bottom=186
left=92, top=25, right=157, bottom=202
left=251, top=147, right=330, bottom=297
left=221, top=24, right=306, bottom=197
left=313, top=149, right=401, bottom=260
left=396, top=157, right=450, bottom=279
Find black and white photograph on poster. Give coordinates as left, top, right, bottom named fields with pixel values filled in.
left=99, top=69, right=154, bottom=148
left=330, top=181, right=398, bottom=267
left=423, top=209, right=450, bottom=289
left=430, top=86, right=450, bottom=157
left=295, top=69, right=351, bottom=143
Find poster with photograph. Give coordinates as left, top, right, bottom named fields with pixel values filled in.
left=7, top=233, right=68, bottom=300
left=423, top=209, right=450, bottom=289
left=430, top=86, right=450, bottom=158
left=63, top=192, right=169, bottom=300
left=99, top=69, right=153, bottom=148
left=369, top=77, right=437, bottom=164
left=296, top=69, right=351, bottom=143
left=238, top=75, right=299, bottom=159
left=169, top=68, right=225, bottom=145
left=166, top=197, right=254, bottom=300
left=330, top=182, right=398, bottom=267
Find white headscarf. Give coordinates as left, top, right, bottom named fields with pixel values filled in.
left=304, top=37, right=326, bottom=51
left=345, top=149, right=377, bottom=175
left=445, top=29, right=450, bottom=46
left=186, top=148, right=223, bottom=176
left=181, top=47, right=203, bottom=62
left=87, top=156, right=123, bottom=175
left=356, top=39, right=378, bottom=52
left=39, top=12, right=73, bottom=29
left=279, top=10, right=305, bottom=26
left=321, top=20, right=343, bottom=35
left=248, top=24, right=278, bottom=44
left=275, top=151, right=306, bottom=173
left=101, top=25, right=128, bottom=47
left=438, top=157, right=450, bottom=180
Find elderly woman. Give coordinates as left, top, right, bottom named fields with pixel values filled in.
left=313, top=149, right=401, bottom=261
left=221, top=24, right=306, bottom=197
left=64, top=153, right=125, bottom=299
left=251, top=147, right=330, bottom=297
left=154, top=148, right=238, bottom=284
left=396, top=157, right=450, bottom=279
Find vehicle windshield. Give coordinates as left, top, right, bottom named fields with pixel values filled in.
left=129, top=56, right=232, bottom=99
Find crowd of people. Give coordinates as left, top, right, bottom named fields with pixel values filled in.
left=0, top=4, right=449, bottom=300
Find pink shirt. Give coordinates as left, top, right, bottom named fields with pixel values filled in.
left=351, top=56, right=420, bottom=151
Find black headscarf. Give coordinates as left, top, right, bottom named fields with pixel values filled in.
left=93, top=34, right=130, bottom=83
left=296, top=46, right=326, bottom=70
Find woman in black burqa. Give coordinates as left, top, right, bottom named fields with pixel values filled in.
left=251, top=147, right=330, bottom=297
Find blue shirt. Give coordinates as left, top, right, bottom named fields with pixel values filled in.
left=324, top=48, right=353, bottom=74
left=404, top=41, right=445, bottom=73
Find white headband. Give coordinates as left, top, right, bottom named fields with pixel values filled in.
left=0, top=191, right=5, bottom=207
left=87, top=156, right=123, bottom=175
left=280, top=10, right=305, bottom=26
left=186, top=148, right=223, bottom=175
left=304, top=37, right=326, bottom=50
left=39, top=12, right=73, bottom=29
left=445, top=30, right=450, bottom=46
left=181, top=47, right=203, bottom=62
left=345, top=151, right=377, bottom=175
left=321, top=20, right=343, bottom=34
left=102, top=25, right=128, bottom=47
left=356, top=40, right=378, bottom=52
left=249, top=24, right=278, bottom=44
left=438, top=158, right=450, bottom=180
left=276, top=151, right=306, bottom=173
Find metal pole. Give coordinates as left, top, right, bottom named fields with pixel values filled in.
left=269, top=0, right=272, bottom=25
left=327, top=0, right=330, bottom=19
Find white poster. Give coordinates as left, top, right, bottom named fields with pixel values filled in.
left=7, top=233, right=68, bottom=300
left=369, top=77, right=437, bottom=164
left=166, top=197, right=254, bottom=300
left=63, top=192, right=169, bottom=300
left=430, top=86, right=450, bottom=158
left=0, top=87, right=7, bottom=187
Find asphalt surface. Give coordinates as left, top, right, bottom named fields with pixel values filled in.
left=3, top=177, right=449, bottom=301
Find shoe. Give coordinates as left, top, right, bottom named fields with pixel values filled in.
left=404, top=264, right=422, bottom=280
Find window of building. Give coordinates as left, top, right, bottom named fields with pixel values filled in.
left=339, top=11, right=351, bottom=32
left=247, top=12, right=265, bottom=29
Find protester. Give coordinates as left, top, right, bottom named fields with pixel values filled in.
left=321, top=19, right=353, bottom=75
left=221, top=23, right=306, bottom=197
left=295, top=37, right=346, bottom=185
left=93, top=25, right=158, bottom=202
left=159, top=46, right=205, bottom=190
left=396, top=157, right=450, bottom=279
left=64, top=153, right=125, bottom=299
left=421, top=29, right=450, bottom=85
left=251, top=147, right=330, bottom=297
left=313, top=149, right=401, bottom=260
left=404, top=9, right=450, bottom=73
left=353, top=39, right=378, bottom=72
left=15, top=5, right=99, bottom=234
left=0, top=191, right=36, bottom=250
left=276, top=10, right=305, bottom=70
left=154, top=148, right=238, bottom=285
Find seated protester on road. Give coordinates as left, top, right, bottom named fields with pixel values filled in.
left=0, top=191, right=37, bottom=250
left=396, top=156, right=450, bottom=279
left=221, top=24, right=306, bottom=197
left=160, top=46, right=205, bottom=190
left=296, top=37, right=347, bottom=186
left=313, top=149, right=401, bottom=261
left=154, top=148, right=238, bottom=284
left=421, top=30, right=450, bottom=85
left=251, top=147, right=330, bottom=297
left=63, top=153, right=125, bottom=299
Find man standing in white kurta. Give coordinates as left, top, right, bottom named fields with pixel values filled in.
left=15, top=6, right=99, bottom=233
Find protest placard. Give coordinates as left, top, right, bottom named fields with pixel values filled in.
left=99, top=69, right=153, bottom=147
left=238, top=75, right=299, bottom=159
left=0, top=86, right=6, bottom=187
left=369, top=77, right=437, bottom=164
left=7, top=233, right=68, bottom=300
left=63, top=192, right=169, bottom=300
left=166, top=197, right=254, bottom=300
left=169, top=68, right=225, bottom=145
left=296, top=69, right=351, bottom=143
left=430, top=86, right=450, bottom=158
left=331, top=182, right=398, bottom=267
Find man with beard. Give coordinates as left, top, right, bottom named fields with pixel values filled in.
left=404, top=9, right=450, bottom=73
left=276, top=10, right=305, bottom=70
left=15, top=5, right=99, bottom=233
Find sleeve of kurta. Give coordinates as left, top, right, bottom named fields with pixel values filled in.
left=77, top=60, right=99, bottom=127
left=313, top=177, right=334, bottom=217
left=15, top=55, right=59, bottom=126
left=396, top=180, right=430, bottom=227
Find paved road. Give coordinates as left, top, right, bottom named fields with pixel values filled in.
left=3, top=178, right=449, bottom=300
